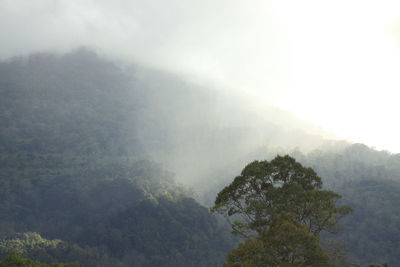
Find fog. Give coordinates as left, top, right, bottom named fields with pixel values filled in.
left=0, top=0, right=289, bottom=100
left=1, top=0, right=400, bottom=152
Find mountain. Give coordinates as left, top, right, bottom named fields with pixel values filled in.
left=290, top=144, right=400, bottom=266
left=1, top=48, right=337, bottom=190
left=1, top=49, right=399, bottom=266
left=0, top=49, right=236, bottom=266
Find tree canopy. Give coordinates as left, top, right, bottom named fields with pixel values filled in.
left=212, top=155, right=352, bottom=265
left=212, top=155, right=352, bottom=238
left=224, top=212, right=330, bottom=267
left=0, top=249, right=81, bottom=267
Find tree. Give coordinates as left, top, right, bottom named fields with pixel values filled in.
left=0, top=249, right=82, bottom=267
left=224, top=212, right=330, bottom=267
left=212, top=155, right=352, bottom=266
left=212, top=155, right=352, bottom=238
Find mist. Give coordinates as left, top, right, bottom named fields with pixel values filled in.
left=3, top=3, right=400, bottom=265
left=0, top=48, right=339, bottom=201
left=2, top=0, right=400, bottom=154
left=0, top=0, right=289, bottom=100
left=0, top=0, right=327, bottom=189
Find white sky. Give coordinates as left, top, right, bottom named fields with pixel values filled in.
left=1, top=0, right=400, bottom=152
left=273, top=1, right=400, bottom=153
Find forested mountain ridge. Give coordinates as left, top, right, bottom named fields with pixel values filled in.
left=237, top=144, right=400, bottom=266
left=1, top=49, right=399, bottom=266
left=290, top=145, right=400, bottom=266
left=0, top=48, right=338, bottom=195
left=0, top=50, right=236, bottom=266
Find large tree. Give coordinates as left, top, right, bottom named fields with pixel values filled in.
left=212, top=155, right=352, bottom=237
left=224, top=212, right=330, bottom=267
left=212, top=155, right=352, bottom=266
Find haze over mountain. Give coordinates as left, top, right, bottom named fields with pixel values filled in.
left=0, top=48, right=339, bottom=190
left=1, top=1, right=400, bottom=266
left=1, top=0, right=400, bottom=152
left=0, top=49, right=399, bottom=266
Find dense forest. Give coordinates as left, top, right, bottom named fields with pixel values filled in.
left=292, top=146, right=400, bottom=266
left=0, top=50, right=235, bottom=266
left=0, top=49, right=399, bottom=266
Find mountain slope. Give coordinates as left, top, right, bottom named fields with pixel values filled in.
left=0, top=49, right=336, bottom=190
left=0, top=50, right=236, bottom=266
left=290, top=144, right=400, bottom=266
left=2, top=49, right=399, bottom=266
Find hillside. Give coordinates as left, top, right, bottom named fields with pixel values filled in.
left=1, top=49, right=400, bottom=266
left=291, top=145, right=400, bottom=266
left=0, top=50, right=236, bottom=266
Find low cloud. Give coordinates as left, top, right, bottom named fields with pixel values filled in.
left=0, top=0, right=290, bottom=101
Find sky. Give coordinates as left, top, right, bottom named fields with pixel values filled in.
left=1, top=0, right=400, bottom=152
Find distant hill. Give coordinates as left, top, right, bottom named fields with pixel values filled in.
left=289, top=144, right=400, bottom=266
left=1, top=49, right=399, bottom=266
left=0, top=48, right=339, bottom=188
left=0, top=49, right=236, bottom=266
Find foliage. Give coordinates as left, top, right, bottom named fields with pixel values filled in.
left=1, top=49, right=398, bottom=266
left=213, top=155, right=352, bottom=266
left=0, top=49, right=235, bottom=266
left=290, top=145, right=400, bottom=266
left=217, top=144, right=400, bottom=265
left=0, top=249, right=81, bottom=267
left=212, top=155, right=352, bottom=238
left=0, top=159, right=234, bottom=266
left=224, top=212, right=329, bottom=267
left=350, top=264, right=388, bottom=267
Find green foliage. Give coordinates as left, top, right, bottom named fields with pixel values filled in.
left=0, top=159, right=234, bottom=266
left=212, top=155, right=352, bottom=238
left=350, top=264, right=388, bottom=267
left=224, top=212, right=330, bottom=267
left=0, top=249, right=81, bottom=267
left=1, top=49, right=397, bottom=266
left=291, top=145, right=400, bottom=266
left=0, top=50, right=235, bottom=266
left=213, top=155, right=352, bottom=266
